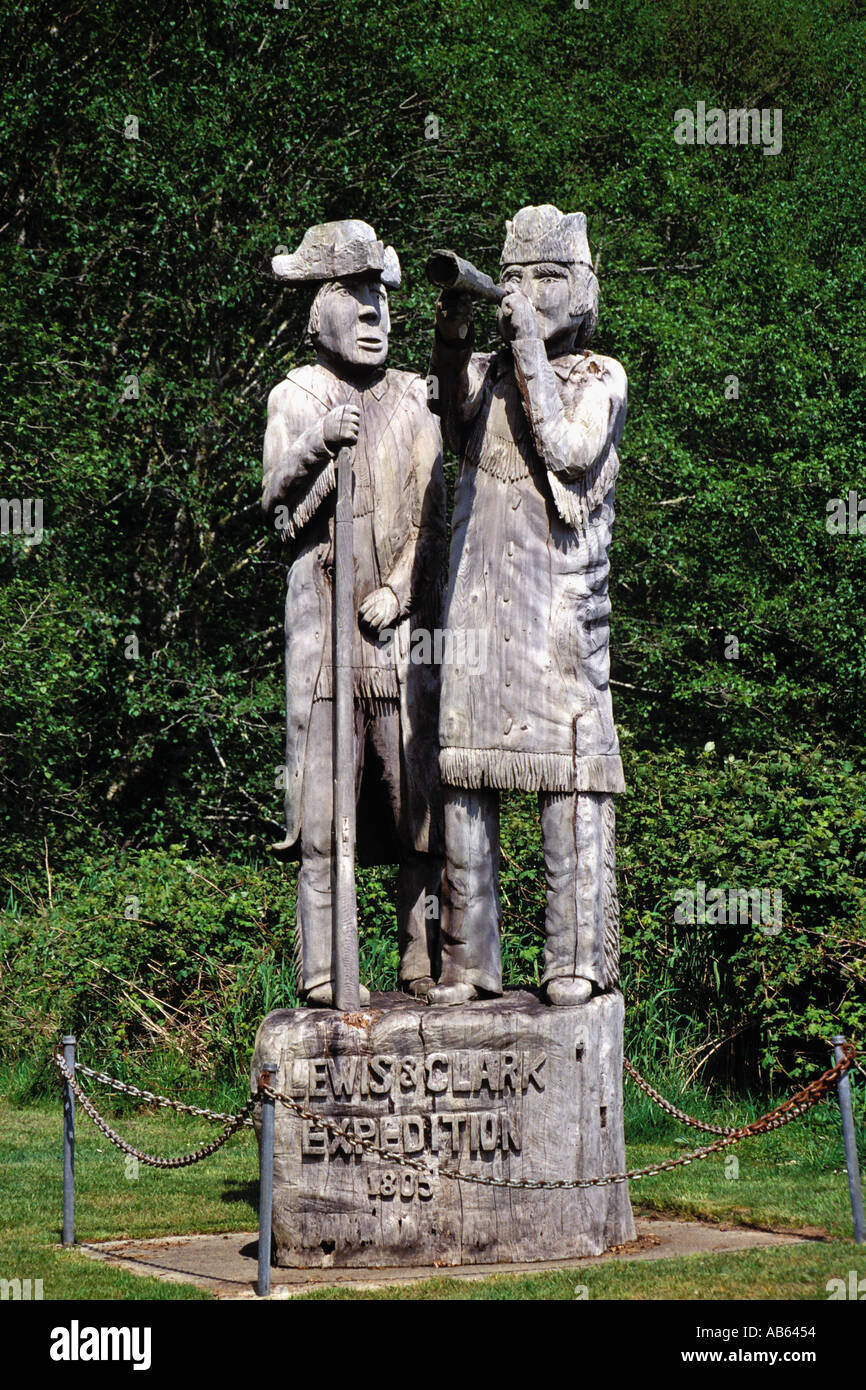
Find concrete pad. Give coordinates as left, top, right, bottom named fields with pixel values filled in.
left=75, top=1217, right=819, bottom=1299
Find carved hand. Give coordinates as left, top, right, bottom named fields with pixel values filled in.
left=435, top=290, right=474, bottom=343
left=323, top=404, right=361, bottom=450
left=498, top=289, right=539, bottom=342
left=359, top=586, right=400, bottom=632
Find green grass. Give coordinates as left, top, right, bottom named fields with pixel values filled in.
left=0, top=1103, right=257, bottom=1300
left=1, top=1068, right=863, bottom=1301
left=294, top=1244, right=866, bottom=1300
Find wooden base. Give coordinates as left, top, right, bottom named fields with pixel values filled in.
left=251, top=989, right=634, bottom=1268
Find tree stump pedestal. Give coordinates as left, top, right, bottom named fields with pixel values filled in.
left=251, top=988, right=634, bottom=1268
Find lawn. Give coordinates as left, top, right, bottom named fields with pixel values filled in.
left=2, top=1064, right=863, bottom=1301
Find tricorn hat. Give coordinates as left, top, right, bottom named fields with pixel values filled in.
left=500, top=205, right=592, bottom=268
left=272, top=219, right=401, bottom=288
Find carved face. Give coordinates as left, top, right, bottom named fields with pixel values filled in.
left=499, top=261, right=577, bottom=345
left=313, top=274, right=390, bottom=368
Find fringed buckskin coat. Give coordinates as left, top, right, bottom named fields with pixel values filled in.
left=263, top=360, right=446, bottom=858
left=432, top=334, right=627, bottom=795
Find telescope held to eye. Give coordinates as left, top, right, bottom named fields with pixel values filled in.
left=425, top=250, right=506, bottom=305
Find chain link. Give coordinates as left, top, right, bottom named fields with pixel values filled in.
left=623, top=1058, right=737, bottom=1135
left=261, top=1041, right=855, bottom=1191
left=54, top=1040, right=855, bottom=1188
left=54, top=1054, right=255, bottom=1168
left=73, top=1062, right=255, bottom=1127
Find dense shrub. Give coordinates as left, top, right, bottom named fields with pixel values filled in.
left=1, top=0, right=864, bottom=856
left=3, top=746, right=861, bottom=1089
left=1, top=1, right=863, bottom=1091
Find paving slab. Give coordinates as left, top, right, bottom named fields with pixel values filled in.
left=75, top=1217, right=819, bottom=1298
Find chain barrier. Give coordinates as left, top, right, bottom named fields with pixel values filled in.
left=260, top=1042, right=856, bottom=1191
left=53, top=1041, right=855, bottom=1187
left=623, top=1058, right=737, bottom=1136
left=73, top=1061, right=255, bottom=1127
left=54, top=1053, right=255, bottom=1169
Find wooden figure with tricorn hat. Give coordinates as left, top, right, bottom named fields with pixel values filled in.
left=262, top=220, right=446, bottom=1008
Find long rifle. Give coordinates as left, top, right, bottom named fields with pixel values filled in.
left=332, top=444, right=361, bottom=1011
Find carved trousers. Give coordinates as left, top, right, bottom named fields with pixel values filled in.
left=439, top=787, right=620, bottom=994
left=296, top=697, right=441, bottom=994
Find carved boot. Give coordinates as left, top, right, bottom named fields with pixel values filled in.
left=544, top=976, right=593, bottom=1006
left=305, top=983, right=371, bottom=1008
left=428, top=982, right=479, bottom=1006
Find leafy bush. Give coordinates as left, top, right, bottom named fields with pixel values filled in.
left=1, top=0, right=865, bottom=860
left=3, top=744, right=861, bottom=1093
left=500, top=743, right=866, bottom=1086
left=1, top=2, right=863, bottom=1096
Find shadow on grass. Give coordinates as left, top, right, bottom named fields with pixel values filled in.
left=219, top=1178, right=259, bottom=1206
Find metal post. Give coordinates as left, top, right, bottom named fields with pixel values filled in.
left=832, top=1036, right=865, bottom=1245
left=61, top=1035, right=75, bottom=1246
left=257, top=1062, right=277, bottom=1296
left=332, top=443, right=360, bottom=1012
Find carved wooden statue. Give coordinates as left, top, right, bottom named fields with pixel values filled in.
left=428, top=205, right=628, bottom=1008
left=262, top=220, right=446, bottom=1007
left=252, top=212, right=635, bottom=1267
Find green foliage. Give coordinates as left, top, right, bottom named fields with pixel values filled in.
left=1, top=1, right=864, bottom=1089
left=499, top=743, right=865, bottom=1084
left=3, top=744, right=862, bottom=1089
left=2, top=0, right=865, bottom=855
left=1, top=849, right=299, bottom=1081
left=618, top=744, right=866, bottom=1083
